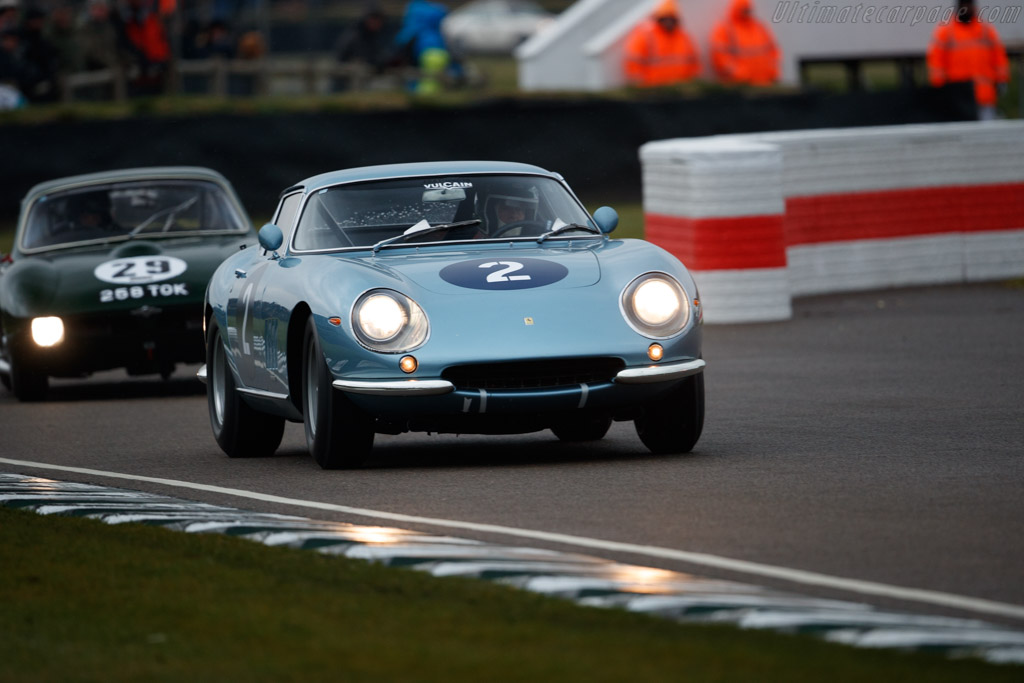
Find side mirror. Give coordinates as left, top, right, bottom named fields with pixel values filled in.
left=258, top=223, right=284, bottom=257
left=593, top=206, right=619, bottom=234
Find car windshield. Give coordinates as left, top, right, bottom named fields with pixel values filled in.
left=292, top=174, right=595, bottom=252
left=21, top=179, right=248, bottom=251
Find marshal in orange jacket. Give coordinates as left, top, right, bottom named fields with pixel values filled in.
left=710, top=0, right=779, bottom=86
left=623, top=0, right=700, bottom=87
left=927, top=16, right=1009, bottom=107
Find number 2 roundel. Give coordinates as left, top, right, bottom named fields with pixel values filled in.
left=439, top=258, right=568, bottom=290
left=94, top=256, right=188, bottom=285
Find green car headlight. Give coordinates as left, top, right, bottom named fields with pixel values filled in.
left=31, top=316, right=65, bottom=347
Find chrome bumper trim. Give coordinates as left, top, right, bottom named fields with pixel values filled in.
left=333, top=378, right=455, bottom=396
left=237, top=386, right=289, bottom=400
left=614, top=359, right=705, bottom=384
left=196, top=363, right=208, bottom=384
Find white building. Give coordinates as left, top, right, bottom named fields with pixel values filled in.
left=516, top=0, right=1023, bottom=91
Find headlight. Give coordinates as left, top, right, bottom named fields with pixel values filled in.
left=621, top=273, right=690, bottom=339
left=31, top=316, right=65, bottom=347
left=352, top=289, right=429, bottom=353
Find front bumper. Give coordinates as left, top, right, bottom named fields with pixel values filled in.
left=332, top=359, right=706, bottom=395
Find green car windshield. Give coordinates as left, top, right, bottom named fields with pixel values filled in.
left=21, top=179, right=248, bottom=252
left=291, top=174, right=596, bottom=252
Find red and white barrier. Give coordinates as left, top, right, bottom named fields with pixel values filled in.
left=641, top=121, right=1024, bottom=323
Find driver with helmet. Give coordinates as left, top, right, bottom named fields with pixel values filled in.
left=488, top=193, right=539, bottom=237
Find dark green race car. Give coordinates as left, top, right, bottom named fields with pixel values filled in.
left=0, top=167, right=254, bottom=401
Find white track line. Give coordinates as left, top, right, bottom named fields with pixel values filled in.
left=4, top=456, right=1024, bottom=622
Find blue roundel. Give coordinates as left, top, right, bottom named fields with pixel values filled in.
left=440, top=258, right=569, bottom=290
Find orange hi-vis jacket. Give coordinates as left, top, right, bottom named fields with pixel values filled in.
left=623, top=4, right=700, bottom=87
left=927, top=18, right=1009, bottom=107
left=710, top=0, right=779, bottom=86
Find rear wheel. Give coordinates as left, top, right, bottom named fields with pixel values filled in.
left=551, top=415, right=612, bottom=442
left=207, top=318, right=284, bottom=458
left=302, top=318, right=374, bottom=470
left=634, top=373, right=705, bottom=454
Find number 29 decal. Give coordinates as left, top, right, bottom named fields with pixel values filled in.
left=94, top=256, right=188, bottom=285
left=440, top=257, right=568, bottom=290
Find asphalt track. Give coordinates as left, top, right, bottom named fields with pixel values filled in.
left=3, top=283, right=1023, bottom=625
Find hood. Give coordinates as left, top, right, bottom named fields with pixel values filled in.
left=350, top=243, right=603, bottom=296
left=1, top=234, right=251, bottom=318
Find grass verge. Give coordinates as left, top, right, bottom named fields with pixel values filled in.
left=1, top=506, right=1019, bottom=682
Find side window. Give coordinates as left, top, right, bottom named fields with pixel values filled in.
left=273, top=192, right=303, bottom=247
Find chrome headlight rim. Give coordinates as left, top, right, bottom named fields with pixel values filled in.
left=619, top=272, right=691, bottom=340
left=350, top=288, right=430, bottom=353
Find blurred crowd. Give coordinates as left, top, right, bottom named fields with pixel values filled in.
left=0, top=0, right=1012, bottom=114
left=0, top=0, right=269, bottom=106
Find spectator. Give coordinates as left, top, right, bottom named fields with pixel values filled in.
left=205, top=19, right=235, bottom=59
left=394, top=0, right=452, bottom=93
left=120, top=0, right=170, bottom=93
left=0, top=26, right=29, bottom=101
left=236, top=30, right=264, bottom=60
left=710, top=0, right=779, bottom=86
left=20, top=7, right=60, bottom=101
left=622, top=0, right=700, bottom=88
left=0, top=0, right=19, bottom=33
left=78, top=0, right=120, bottom=71
left=336, top=4, right=392, bottom=73
left=48, top=3, right=80, bottom=74
left=927, top=0, right=1009, bottom=121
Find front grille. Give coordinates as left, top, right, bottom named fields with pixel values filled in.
left=442, top=357, right=625, bottom=390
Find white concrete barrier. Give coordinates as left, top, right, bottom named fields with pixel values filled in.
left=640, top=121, right=1024, bottom=323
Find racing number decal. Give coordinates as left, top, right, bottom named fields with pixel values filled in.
left=94, top=255, right=188, bottom=285
left=95, top=255, right=190, bottom=303
left=440, top=258, right=568, bottom=290
left=111, top=259, right=169, bottom=280
left=480, top=261, right=531, bottom=283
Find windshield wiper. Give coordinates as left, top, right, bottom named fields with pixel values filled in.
left=130, top=196, right=199, bottom=236
left=372, top=219, right=481, bottom=253
left=536, top=222, right=601, bottom=243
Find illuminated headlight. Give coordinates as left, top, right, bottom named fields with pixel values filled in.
left=621, top=274, right=690, bottom=339
left=31, top=316, right=65, bottom=347
left=352, top=289, right=429, bottom=353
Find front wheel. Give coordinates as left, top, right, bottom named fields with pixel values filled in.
left=634, top=373, right=705, bottom=455
left=302, top=318, right=374, bottom=469
left=206, top=318, right=284, bottom=458
left=6, top=347, right=48, bottom=402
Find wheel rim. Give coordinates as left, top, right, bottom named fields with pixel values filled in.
left=211, top=334, right=226, bottom=427
left=305, top=337, right=318, bottom=438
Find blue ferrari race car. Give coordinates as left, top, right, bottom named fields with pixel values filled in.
left=201, top=162, right=704, bottom=468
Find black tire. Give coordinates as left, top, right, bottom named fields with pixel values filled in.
left=302, top=317, right=374, bottom=469
left=634, top=373, right=705, bottom=455
left=206, top=318, right=284, bottom=458
left=8, top=348, right=48, bottom=402
left=551, top=415, right=612, bottom=442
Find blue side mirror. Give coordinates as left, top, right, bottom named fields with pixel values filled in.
left=593, top=206, right=619, bottom=234
left=258, top=223, right=284, bottom=255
